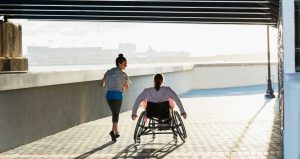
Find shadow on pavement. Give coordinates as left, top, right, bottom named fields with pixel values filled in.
left=73, top=141, right=115, bottom=159
left=267, top=98, right=282, bottom=159
left=230, top=99, right=271, bottom=152
left=113, top=139, right=184, bottom=158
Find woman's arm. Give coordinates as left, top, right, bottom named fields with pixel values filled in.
left=132, top=89, right=147, bottom=118
left=122, top=73, right=130, bottom=91
left=168, top=87, right=187, bottom=118
left=123, top=74, right=129, bottom=90
left=100, top=71, right=108, bottom=87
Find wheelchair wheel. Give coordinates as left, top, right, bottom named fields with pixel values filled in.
left=134, top=111, right=145, bottom=143
left=149, top=119, right=156, bottom=139
left=174, top=111, right=187, bottom=142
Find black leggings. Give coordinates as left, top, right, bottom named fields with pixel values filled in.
left=107, top=99, right=122, bottom=123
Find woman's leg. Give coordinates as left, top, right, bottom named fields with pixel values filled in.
left=107, top=99, right=122, bottom=133
left=113, top=122, right=118, bottom=133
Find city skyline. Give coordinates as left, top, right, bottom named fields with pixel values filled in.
left=15, top=20, right=278, bottom=57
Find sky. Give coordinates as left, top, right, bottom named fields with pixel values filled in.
left=16, top=20, right=278, bottom=57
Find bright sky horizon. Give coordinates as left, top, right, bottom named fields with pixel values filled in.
left=16, top=20, right=278, bottom=57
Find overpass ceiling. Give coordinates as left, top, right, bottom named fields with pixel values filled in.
left=0, top=0, right=279, bottom=25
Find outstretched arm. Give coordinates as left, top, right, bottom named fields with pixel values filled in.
left=132, top=89, right=147, bottom=119
left=168, top=87, right=187, bottom=119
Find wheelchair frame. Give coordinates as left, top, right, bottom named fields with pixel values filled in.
left=133, top=108, right=187, bottom=143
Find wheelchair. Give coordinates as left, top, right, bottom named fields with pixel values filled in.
left=133, top=101, right=187, bottom=143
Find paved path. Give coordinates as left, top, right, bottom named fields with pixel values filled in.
left=0, top=94, right=281, bottom=159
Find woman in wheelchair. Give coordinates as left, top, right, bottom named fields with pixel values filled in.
left=131, top=74, right=187, bottom=142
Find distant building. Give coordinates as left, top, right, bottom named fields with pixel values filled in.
left=27, top=46, right=118, bottom=65
left=118, top=43, right=136, bottom=54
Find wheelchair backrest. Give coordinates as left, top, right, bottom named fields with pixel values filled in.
left=146, top=101, right=170, bottom=119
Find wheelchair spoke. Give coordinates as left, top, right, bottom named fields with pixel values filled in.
left=174, top=111, right=187, bottom=141
left=133, top=109, right=187, bottom=143
left=134, top=111, right=145, bottom=143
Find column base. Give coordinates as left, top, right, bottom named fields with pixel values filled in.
left=0, top=57, right=28, bottom=72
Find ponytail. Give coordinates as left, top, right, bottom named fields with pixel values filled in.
left=154, top=74, right=163, bottom=91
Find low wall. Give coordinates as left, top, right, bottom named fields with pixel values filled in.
left=0, top=62, right=277, bottom=152
left=192, top=63, right=278, bottom=89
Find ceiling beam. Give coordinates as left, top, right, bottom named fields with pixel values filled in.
left=0, top=0, right=279, bottom=25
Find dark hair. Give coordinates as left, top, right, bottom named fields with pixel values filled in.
left=154, top=74, right=163, bottom=91
left=116, top=54, right=126, bottom=67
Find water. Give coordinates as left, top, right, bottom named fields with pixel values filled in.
left=29, top=63, right=194, bottom=72
left=180, top=84, right=278, bottom=98
left=29, top=64, right=113, bottom=72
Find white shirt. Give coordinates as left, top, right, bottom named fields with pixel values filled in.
left=132, top=86, right=185, bottom=115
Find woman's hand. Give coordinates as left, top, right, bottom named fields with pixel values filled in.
left=181, top=112, right=187, bottom=119
left=100, top=79, right=106, bottom=87
left=123, top=82, right=129, bottom=90
left=131, top=114, right=138, bottom=120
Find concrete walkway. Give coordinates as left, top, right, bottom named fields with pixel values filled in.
left=0, top=93, right=281, bottom=159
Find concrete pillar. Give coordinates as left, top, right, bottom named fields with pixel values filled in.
left=0, top=20, right=28, bottom=72
left=282, top=0, right=295, bottom=73
left=283, top=0, right=299, bottom=158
